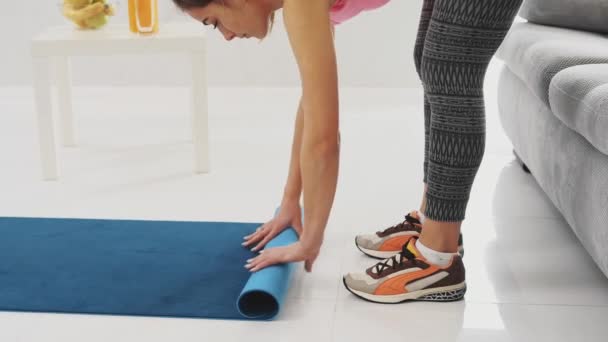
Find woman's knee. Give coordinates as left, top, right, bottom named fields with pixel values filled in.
left=420, top=57, right=486, bottom=95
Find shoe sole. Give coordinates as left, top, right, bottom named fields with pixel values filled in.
left=343, top=277, right=466, bottom=304
left=355, top=237, right=465, bottom=260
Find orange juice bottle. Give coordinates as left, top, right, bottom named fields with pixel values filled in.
left=128, top=0, right=159, bottom=34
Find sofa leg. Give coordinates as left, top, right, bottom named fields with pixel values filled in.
left=513, top=149, right=531, bottom=174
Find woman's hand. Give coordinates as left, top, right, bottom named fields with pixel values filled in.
left=242, top=199, right=304, bottom=252
left=245, top=241, right=321, bottom=273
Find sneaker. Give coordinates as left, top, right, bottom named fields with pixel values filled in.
left=343, top=237, right=466, bottom=303
left=355, top=210, right=464, bottom=259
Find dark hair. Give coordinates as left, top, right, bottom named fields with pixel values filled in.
left=173, top=0, right=276, bottom=38
left=172, top=0, right=215, bottom=10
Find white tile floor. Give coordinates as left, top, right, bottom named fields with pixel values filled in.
left=1, top=59, right=607, bottom=341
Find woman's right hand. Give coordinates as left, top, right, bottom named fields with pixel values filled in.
left=242, top=198, right=304, bottom=252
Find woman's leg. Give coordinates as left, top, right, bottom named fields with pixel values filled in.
left=419, top=0, right=523, bottom=252
left=413, top=0, right=436, bottom=214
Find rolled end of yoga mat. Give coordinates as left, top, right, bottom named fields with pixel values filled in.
left=237, top=228, right=298, bottom=319
left=236, top=207, right=300, bottom=320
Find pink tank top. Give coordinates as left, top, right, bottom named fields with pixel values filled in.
left=329, top=0, right=391, bottom=25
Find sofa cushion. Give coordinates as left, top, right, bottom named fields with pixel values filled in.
left=498, top=65, right=608, bottom=278
left=496, top=22, right=608, bottom=107
left=519, top=0, right=608, bottom=34
left=549, top=64, right=608, bottom=155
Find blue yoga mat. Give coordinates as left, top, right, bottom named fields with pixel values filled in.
left=0, top=212, right=298, bottom=320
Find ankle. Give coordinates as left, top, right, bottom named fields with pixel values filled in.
left=417, top=210, right=427, bottom=224
left=418, top=238, right=457, bottom=253
left=418, top=221, right=461, bottom=253
left=420, top=184, right=428, bottom=216
left=415, top=239, right=454, bottom=267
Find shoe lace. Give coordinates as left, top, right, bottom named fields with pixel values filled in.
left=379, top=213, right=420, bottom=234
left=372, top=242, right=417, bottom=275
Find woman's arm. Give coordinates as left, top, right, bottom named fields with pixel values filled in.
left=283, top=0, right=340, bottom=254
left=282, top=98, right=304, bottom=202
left=241, top=98, right=305, bottom=252
left=284, top=21, right=335, bottom=202
left=245, top=4, right=339, bottom=273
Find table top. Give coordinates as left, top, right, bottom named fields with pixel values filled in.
left=32, top=22, right=207, bottom=57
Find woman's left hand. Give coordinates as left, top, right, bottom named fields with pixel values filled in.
left=245, top=241, right=320, bottom=273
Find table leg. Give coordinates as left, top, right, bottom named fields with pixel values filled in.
left=191, top=52, right=209, bottom=173
left=55, top=56, right=76, bottom=147
left=33, top=56, right=59, bottom=180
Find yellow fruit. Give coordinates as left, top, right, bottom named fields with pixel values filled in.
left=83, top=13, right=108, bottom=29
left=64, top=0, right=92, bottom=10
left=63, top=0, right=113, bottom=30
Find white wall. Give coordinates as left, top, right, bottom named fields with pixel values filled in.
left=1, top=0, right=421, bottom=87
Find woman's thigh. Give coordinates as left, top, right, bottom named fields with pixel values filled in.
left=420, top=0, right=524, bottom=94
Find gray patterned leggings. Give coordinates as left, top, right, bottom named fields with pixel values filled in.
left=414, top=0, right=524, bottom=222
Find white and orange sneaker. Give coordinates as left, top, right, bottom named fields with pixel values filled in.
left=355, top=210, right=464, bottom=259
left=344, top=237, right=466, bottom=303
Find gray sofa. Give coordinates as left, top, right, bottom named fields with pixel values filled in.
left=496, top=0, right=608, bottom=277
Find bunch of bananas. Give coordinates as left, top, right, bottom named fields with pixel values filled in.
left=63, top=0, right=115, bottom=29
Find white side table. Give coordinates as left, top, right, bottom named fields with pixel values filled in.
left=31, top=23, right=209, bottom=180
